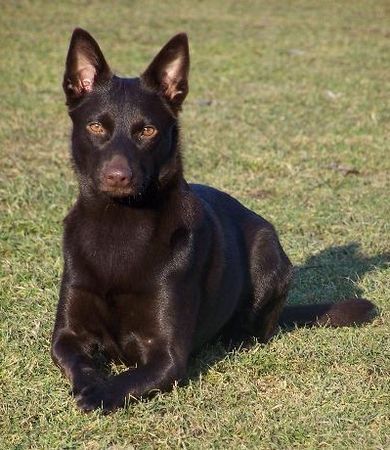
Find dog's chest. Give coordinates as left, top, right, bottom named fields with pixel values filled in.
left=66, top=209, right=172, bottom=292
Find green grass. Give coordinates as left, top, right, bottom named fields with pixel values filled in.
left=1, top=1, right=389, bottom=448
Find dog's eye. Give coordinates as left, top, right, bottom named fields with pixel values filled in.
left=140, top=126, right=157, bottom=138
left=87, top=122, right=105, bottom=135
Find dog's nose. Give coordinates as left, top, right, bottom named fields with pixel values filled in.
left=105, top=168, right=132, bottom=188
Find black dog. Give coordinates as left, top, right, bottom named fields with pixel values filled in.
left=52, top=29, right=376, bottom=412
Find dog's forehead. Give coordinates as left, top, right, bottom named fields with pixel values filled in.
left=74, top=76, right=171, bottom=125
left=107, top=76, right=170, bottom=119
left=111, top=76, right=150, bottom=101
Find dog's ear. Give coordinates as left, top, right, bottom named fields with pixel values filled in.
left=142, top=33, right=189, bottom=113
left=63, top=28, right=112, bottom=106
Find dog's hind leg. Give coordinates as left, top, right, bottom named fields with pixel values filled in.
left=239, top=226, right=292, bottom=343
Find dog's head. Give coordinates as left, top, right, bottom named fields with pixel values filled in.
left=63, top=28, right=189, bottom=204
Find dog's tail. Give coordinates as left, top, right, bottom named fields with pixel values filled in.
left=279, top=298, right=377, bottom=328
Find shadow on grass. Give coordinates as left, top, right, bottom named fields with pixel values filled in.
left=288, top=242, right=389, bottom=305
left=187, top=242, right=389, bottom=381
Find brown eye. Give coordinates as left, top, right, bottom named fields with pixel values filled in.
left=140, top=126, right=157, bottom=138
left=87, top=122, right=105, bottom=135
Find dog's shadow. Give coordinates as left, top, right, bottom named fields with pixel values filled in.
left=186, top=242, right=388, bottom=381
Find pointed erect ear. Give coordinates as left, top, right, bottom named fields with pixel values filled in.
left=63, top=28, right=112, bottom=106
left=141, top=33, right=190, bottom=113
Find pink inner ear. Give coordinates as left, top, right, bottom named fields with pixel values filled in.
left=161, top=57, right=183, bottom=98
left=79, top=66, right=95, bottom=92
left=162, top=74, right=178, bottom=101
left=75, top=65, right=96, bottom=94
left=68, top=62, right=96, bottom=97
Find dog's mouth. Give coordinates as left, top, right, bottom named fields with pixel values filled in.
left=106, top=181, right=160, bottom=207
left=96, top=174, right=160, bottom=207
left=99, top=183, right=157, bottom=207
left=100, top=186, right=137, bottom=198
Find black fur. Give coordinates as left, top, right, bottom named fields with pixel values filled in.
left=51, top=29, right=377, bottom=412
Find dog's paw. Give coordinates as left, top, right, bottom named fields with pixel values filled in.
left=75, top=380, right=126, bottom=413
left=71, top=370, right=105, bottom=397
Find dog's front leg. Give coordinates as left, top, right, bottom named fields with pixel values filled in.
left=52, top=329, right=104, bottom=396
left=51, top=285, right=107, bottom=397
left=75, top=285, right=199, bottom=412
left=75, top=347, right=188, bottom=412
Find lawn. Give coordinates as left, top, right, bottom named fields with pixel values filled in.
left=0, top=1, right=389, bottom=448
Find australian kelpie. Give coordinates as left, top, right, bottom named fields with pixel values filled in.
left=51, top=29, right=376, bottom=412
